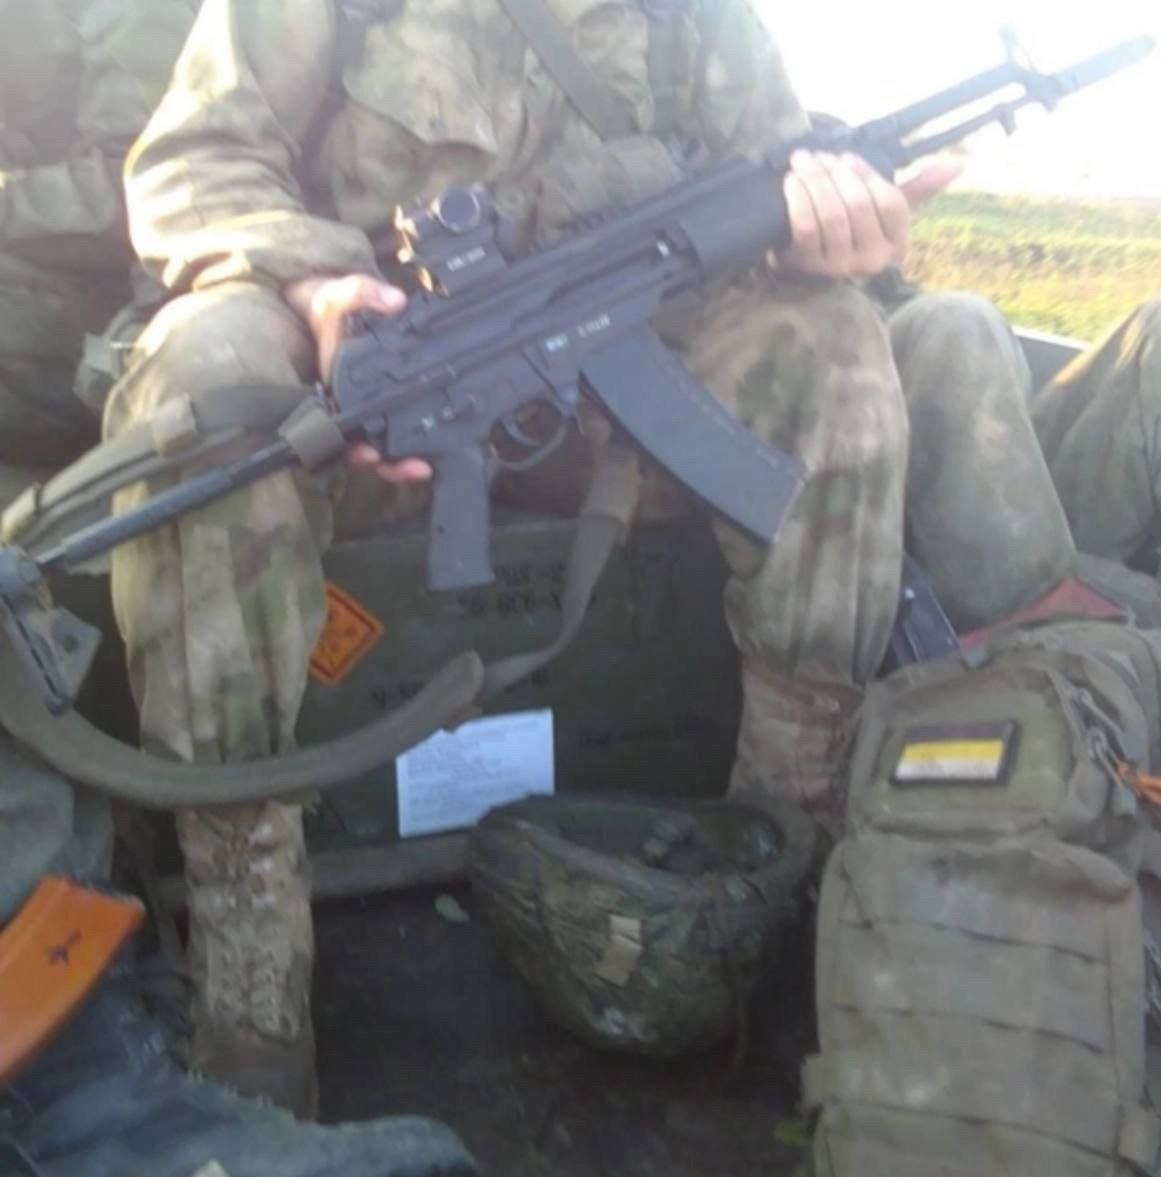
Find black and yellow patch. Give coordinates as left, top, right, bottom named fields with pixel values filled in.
left=892, top=721, right=1019, bottom=786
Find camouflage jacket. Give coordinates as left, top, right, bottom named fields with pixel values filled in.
left=126, top=0, right=809, bottom=294
left=0, top=0, right=196, bottom=248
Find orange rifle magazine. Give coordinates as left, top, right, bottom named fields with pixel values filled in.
left=0, top=876, right=144, bottom=1086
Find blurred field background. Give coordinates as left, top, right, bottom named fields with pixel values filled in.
left=908, top=192, right=1161, bottom=341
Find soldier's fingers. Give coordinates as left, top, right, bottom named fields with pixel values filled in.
left=816, top=153, right=895, bottom=277
left=318, top=278, right=407, bottom=381
left=790, top=150, right=854, bottom=275
left=373, top=457, right=434, bottom=485
left=781, top=171, right=826, bottom=272
left=325, top=275, right=406, bottom=318
left=843, top=154, right=912, bottom=265
left=898, top=155, right=964, bottom=210
left=347, top=443, right=433, bottom=484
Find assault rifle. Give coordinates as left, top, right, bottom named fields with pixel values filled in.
left=0, top=33, right=1154, bottom=721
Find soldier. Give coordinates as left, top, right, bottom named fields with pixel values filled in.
left=0, top=0, right=198, bottom=477
left=0, top=1, right=477, bottom=1171
left=107, top=0, right=962, bottom=1109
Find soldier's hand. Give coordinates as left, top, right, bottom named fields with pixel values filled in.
left=776, top=150, right=962, bottom=280
left=283, top=273, right=432, bottom=485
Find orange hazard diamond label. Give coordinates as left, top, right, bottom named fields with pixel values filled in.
left=310, top=582, right=385, bottom=686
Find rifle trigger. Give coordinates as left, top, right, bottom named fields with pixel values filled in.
left=500, top=415, right=542, bottom=450
left=496, top=411, right=572, bottom=473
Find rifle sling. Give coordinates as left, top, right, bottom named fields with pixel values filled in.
left=0, top=643, right=484, bottom=809
left=0, top=447, right=636, bottom=807
left=496, top=0, right=635, bottom=139
left=482, top=439, right=640, bottom=698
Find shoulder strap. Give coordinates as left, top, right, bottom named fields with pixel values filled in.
left=297, top=0, right=403, bottom=209
left=496, top=0, right=634, bottom=139
left=644, top=0, right=687, bottom=141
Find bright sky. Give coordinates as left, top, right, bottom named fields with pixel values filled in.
left=751, top=0, right=1161, bottom=199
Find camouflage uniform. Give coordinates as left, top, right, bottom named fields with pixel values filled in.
left=112, top=0, right=912, bottom=1100
left=0, top=1, right=195, bottom=915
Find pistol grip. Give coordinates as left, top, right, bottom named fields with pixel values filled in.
left=426, top=446, right=494, bottom=591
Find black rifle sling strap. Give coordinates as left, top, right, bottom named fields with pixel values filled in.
left=496, top=0, right=634, bottom=139
left=645, top=0, right=686, bottom=141
left=298, top=0, right=403, bottom=210
left=498, top=0, right=695, bottom=141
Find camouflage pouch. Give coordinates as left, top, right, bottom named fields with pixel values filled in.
left=805, top=621, right=1161, bottom=1176
left=73, top=271, right=167, bottom=414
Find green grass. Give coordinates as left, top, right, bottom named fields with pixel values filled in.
left=907, top=192, right=1161, bottom=341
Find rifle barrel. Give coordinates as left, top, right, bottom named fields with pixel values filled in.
left=1045, top=35, right=1156, bottom=98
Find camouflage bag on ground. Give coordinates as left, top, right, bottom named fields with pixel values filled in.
left=468, top=794, right=815, bottom=1057
left=805, top=621, right=1161, bottom=1176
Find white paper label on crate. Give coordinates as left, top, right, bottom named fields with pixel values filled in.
left=396, top=709, right=555, bottom=838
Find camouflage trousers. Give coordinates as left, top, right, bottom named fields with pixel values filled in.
left=1032, top=297, right=1161, bottom=565
left=894, top=293, right=1161, bottom=619
left=105, top=283, right=328, bottom=1113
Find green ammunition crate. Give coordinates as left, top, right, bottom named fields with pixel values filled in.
left=299, top=511, right=740, bottom=852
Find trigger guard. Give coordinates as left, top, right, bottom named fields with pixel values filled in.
left=500, top=416, right=543, bottom=449
left=495, top=415, right=572, bottom=473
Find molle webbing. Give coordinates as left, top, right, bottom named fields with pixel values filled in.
left=807, top=624, right=1161, bottom=1177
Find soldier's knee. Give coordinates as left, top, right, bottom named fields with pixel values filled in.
left=106, top=283, right=314, bottom=434
left=890, top=290, right=1007, bottom=355
left=891, top=289, right=1032, bottom=428
left=135, top=282, right=312, bottom=378
left=809, top=281, right=895, bottom=371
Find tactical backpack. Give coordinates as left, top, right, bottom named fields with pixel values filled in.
left=805, top=620, right=1161, bottom=1176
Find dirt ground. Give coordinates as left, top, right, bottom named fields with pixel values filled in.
left=312, top=882, right=815, bottom=1177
